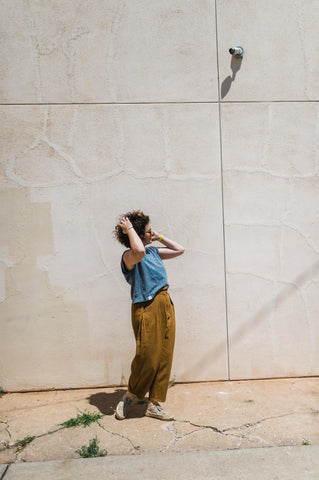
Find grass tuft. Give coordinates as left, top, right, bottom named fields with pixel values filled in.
left=168, top=376, right=176, bottom=388
left=60, top=410, right=103, bottom=428
left=76, top=437, right=107, bottom=458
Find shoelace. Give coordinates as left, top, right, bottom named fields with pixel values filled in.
left=150, top=404, right=164, bottom=414
left=123, top=396, right=133, bottom=414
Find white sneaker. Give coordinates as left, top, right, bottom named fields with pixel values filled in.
left=115, top=395, right=133, bottom=420
left=145, top=403, right=174, bottom=421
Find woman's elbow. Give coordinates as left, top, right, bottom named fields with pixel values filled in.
left=134, top=248, right=146, bottom=261
left=178, top=246, right=185, bottom=256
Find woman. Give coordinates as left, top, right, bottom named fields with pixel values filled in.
left=114, top=210, right=184, bottom=421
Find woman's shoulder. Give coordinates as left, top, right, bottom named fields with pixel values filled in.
left=121, top=249, right=134, bottom=273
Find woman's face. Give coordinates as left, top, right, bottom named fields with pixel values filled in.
left=142, top=223, right=152, bottom=245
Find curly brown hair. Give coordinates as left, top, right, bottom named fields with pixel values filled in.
left=114, top=210, right=150, bottom=248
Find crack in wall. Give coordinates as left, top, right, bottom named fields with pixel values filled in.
left=228, top=270, right=319, bottom=288
left=105, top=1, right=126, bottom=100
left=160, top=107, right=172, bottom=175
left=62, top=29, right=90, bottom=102
left=294, top=0, right=310, bottom=99
left=43, top=138, right=85, bottom=179
left=111, top=106, right=125, bottom=169
left=26, top=11, right=42, bottom=102
left=38, top=24, right=65, bottom=56
left=4, top=155, right=218, bottom=189
left=224, top=167, right=319, bottom=180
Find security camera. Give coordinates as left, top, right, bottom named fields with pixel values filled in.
left=229, top=46, right=244, bottom=59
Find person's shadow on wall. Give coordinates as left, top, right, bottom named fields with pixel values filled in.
left=221, top=55, right=243, bottom=99
left=88, top=388, right=147, bottom=419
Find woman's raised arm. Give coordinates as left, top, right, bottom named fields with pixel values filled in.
left=120, top=217, right=145, bottom=270
left=151, top=231, right=185, bottom=260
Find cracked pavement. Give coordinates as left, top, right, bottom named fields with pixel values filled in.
left=0, top=378, right=318, bottom=465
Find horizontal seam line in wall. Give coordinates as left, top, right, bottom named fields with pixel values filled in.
left=1, top=100, right=319, bottom=106
left=3, top=375, right=319, bottom=394
left=2, top=101, right=218, bottom=106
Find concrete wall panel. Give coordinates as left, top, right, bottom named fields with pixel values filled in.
left=222, top=102, right=319, bottom=378
left=217, top=0, right=319, bottom=101
left=0, top=0, right=218, bottom=103
left=0, top=103, right=227, bottom=390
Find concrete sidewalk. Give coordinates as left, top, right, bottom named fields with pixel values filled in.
left=1, top=446, right=319, bottom=479
left=1, top=377, right=318, bottom=478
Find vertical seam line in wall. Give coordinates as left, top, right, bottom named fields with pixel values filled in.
left=214, top=0, right=230, bottom=380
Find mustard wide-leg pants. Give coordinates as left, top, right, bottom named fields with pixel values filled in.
left=128, top=288, right=175, bottom=403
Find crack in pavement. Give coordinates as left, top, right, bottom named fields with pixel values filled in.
left=160, top=411, right=299, bottom=451
left=220, top=411, right=297, bottom=433
left=1, top=426, right=67, bottom=465
left=0, top=406, right=103, bottom=456
left=160, top=420, right=243, bottom=453
left=1, top=424, right=70, bottom=455
left=160, top=421, right=179, bottom=452
left=96, top=420, right=141, bottom=453
left=176, top=411, right=297, bottom=435
left=0, top=409, right=312, bottom=461
left=1, top=416, right=141, bottom=460
left=0, top=421, right=11, bottom=441
left=175, top=419, right=226, bottom=435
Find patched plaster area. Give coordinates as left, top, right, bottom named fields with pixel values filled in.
left=0, top=189, right=91, bottom=391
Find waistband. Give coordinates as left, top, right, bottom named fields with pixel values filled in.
left=156, top=286, right=168, bottom=295
left=132, top=286, right=169, bottom=308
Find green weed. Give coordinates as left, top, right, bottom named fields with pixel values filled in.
left=76, top=437, right=107, bottom=458
left=15, top=436, right=35, bottom=450
left=60, top=410, right=103, bottom=428
left=168, top=376, right=176, bottom=388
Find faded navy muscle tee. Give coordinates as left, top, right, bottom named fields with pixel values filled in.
left=121, top=246, right=168, bottom=303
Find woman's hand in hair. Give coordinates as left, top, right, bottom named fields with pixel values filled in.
left=119, top=216, right=133, bottom=234
left=121, top=217, right=146, bottom=270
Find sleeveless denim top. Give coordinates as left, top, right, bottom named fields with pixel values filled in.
left=121, top=246, right=168, bottom=303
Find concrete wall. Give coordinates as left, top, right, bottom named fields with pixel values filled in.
left=1, top=0, right=318, bottom=391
